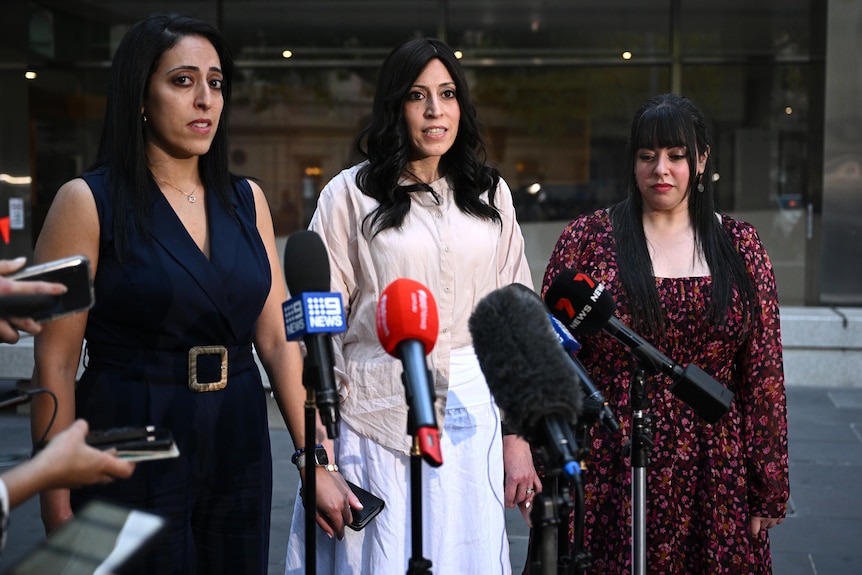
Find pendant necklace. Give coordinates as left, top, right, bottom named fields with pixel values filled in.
left=154, top=175, right=198, bottom=203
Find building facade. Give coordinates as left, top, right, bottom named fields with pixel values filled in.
left=0, top=0, right=859, bottom=306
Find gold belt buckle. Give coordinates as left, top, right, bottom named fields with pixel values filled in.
left=188, top=345, right=228, bottom=392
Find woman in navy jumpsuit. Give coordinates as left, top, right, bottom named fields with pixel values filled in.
left=29, top=14, right=303, bottom=574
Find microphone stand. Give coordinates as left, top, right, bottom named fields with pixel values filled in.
left=299, top=333, right=340, bottom=575
left=565, top=416, right=596, bottom=575
left=394, top=353, right=438, bottom=575
left=303, top=384, right=318, bottom=575
left=526, top=416, right=596, bottom=575
left=527, top=470, right=576, bottom=575
left=407, top=435, right=433, bottom=575
left=528, top=477, right=569, bottom=575
left=627, top=365, right=653, bottom=575
left=526, top=416, right=598, bottom=575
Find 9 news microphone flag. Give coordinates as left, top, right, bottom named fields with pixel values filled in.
left=282, top=230, right=346, bottom=439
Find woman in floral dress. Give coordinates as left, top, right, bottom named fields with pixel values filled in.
left=537, top=93, right=789, bottom=574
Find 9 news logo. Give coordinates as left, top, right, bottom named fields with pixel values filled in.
left=305, top=295, right=344, bottom=329
left=283, top=292, right=345, bottom=340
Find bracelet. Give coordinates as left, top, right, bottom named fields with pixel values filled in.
left=297, top=463, right=339, bottom=476
left=291, top=443, right=324, bottom=466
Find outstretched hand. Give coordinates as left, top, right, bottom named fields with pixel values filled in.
left=38, top=420, right=137, bottom=489
left=0, top=257, right=67, bottom=343
left=4, top=419, right=135, bottom=511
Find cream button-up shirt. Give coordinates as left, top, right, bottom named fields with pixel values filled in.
left=307, top=163, right=533, bottom=455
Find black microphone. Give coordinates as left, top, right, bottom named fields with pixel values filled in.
left=507, top=283, right=619, bottom=433
left=547, top=314, right=620, bottom=433
left=544, top=269, right=734, bottom=424
left=469, top=284, right=583, bottom=480
left=282, top=230, right=346, bottom=439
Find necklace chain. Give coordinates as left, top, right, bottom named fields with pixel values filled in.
left=153, top=175, right=198, bottom=203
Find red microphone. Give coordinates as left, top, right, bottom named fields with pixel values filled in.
left=376, top=278, right=443, bottom=467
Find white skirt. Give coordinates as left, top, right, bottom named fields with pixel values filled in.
left=284, top=347, right=512, bottom=574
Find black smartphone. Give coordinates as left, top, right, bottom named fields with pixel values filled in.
left=7, top=255, right=95, bottom=322
left=346, top=481, right=385, bottom=531
left=86, top=426, right=180, bottom=462
left=0, top=294, right=56, bottom=318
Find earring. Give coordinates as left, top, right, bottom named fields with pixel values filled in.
left=143, top=114, right=148, bottom=124
left=696, top=173, right=705, bottom=193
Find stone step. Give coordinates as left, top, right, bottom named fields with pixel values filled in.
left=780, top=306, right=862, bottom=388
left=2, top=306, right=859, bottom=390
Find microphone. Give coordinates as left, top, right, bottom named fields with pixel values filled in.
left=282, top=230, right=346, bottom=439
left=506, top=283, right=619, bottom=433
left=547, top=314, right=620, bottom=432
left=469, top=284, right=583, bottom=480
left=376, top=278, right=443, bottom=467
left=544, top=269, right=734, bottom=424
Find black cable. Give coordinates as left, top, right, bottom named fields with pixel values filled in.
left=26, top=387, right=59, bottom=455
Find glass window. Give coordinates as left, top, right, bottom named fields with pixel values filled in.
left=222, top=1, right=439, bottom=63
left=679, top=0, right=811, bottom=59
left=447, top=0, right=670, bottom=57
left=468, top=65, right=671, bottom=222
left=16, top=0, right=815, bottom=303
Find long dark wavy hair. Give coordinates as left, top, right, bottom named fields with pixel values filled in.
left=609, top=93, right=757, bottom=334
left=355, top=37, right=501, bottom=236
left=89, top=12, right=236, bottom=257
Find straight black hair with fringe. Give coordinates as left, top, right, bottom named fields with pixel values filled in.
left=609, top=93, right=757, bottom=335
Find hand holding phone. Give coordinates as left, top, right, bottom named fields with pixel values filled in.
left=87, top=426, right=180, bottom=462
left=6, top=255, right=95, bottom=322
left=346, top=481, right=385, bottom=530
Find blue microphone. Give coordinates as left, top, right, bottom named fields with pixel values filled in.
left=547, top=313, right=581, bottom=355
left=547, top=314, right=620, bottom=433
left=283, top=230, right=346, bottom=439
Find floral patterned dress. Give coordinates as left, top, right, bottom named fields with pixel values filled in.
left=538, top=209, right=789, bottom=574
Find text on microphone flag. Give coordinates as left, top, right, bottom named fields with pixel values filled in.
left=376, top=278, right=439, bottom=355
left=283, top=292, right=346, bottom=341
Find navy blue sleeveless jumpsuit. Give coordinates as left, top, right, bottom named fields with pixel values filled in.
left=71, top=167, right=274, bottom=574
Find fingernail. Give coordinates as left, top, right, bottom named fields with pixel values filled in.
left=525, top=501, right=531, bottom=509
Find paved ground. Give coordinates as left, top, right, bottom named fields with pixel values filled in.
left=1, top=385, right=861, bottom=574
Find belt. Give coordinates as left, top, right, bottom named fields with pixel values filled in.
left=85, top=342, right=256, bottom=393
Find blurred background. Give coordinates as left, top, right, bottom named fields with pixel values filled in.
left=0, top=0, right=860, bottom=306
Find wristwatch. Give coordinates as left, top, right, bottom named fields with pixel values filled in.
left=291, top=445, right=338, bottom=472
